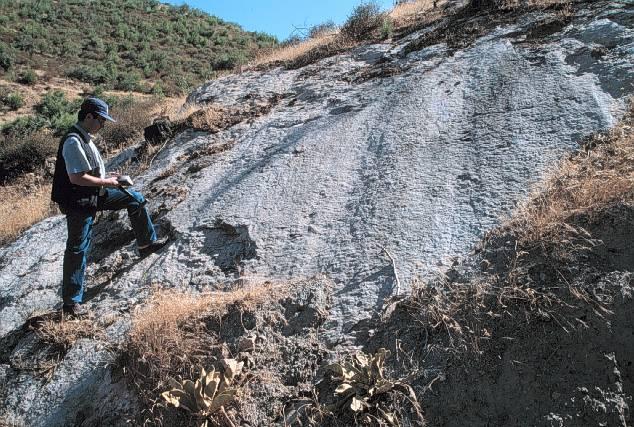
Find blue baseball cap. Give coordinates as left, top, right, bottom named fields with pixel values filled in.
left=81, top=97, right=116, bottom=122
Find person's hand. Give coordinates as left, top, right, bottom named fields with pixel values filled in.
left=103, top=177, right=120, bottom=187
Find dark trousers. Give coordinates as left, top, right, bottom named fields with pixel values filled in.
left=62, top=188, right=156, bottom=305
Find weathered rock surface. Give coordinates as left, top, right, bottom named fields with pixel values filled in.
left=1, top=1, right=633, bottom=425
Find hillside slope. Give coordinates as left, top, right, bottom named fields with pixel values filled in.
left=0, top=0, right=633, bottom=425
left=0, top=0, right=276, bottom=94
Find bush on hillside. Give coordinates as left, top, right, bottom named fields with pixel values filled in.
left=380, top=17, right=394, bottom=39
left=309, top=20, right=338, bottom=38
left=66, top=65, right=110, bottom=85
left=151, top=83, right=165, bottom=97
left=211, top=51, right=247, bottom=70
left=36, top=90, right=81, bottom=135
left=3, top=92, right=24, bottom=110
left=341, top=2, right=385, bottom=40
left=1, top=115, right=47, bottom=139
left=97, top=97, right=158, bottom=151
left=0, top=130, right=58, bottom=182
left=0, top=42, right=14, bottom=71
left=17, top=69, right=38, bottom=85
left=114, top=71, right=141, bottom=92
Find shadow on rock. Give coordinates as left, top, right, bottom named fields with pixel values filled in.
left=200, top=218, right=258, bottom=275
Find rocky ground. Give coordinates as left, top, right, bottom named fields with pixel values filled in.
left=1, top=1, right=633, bottom=425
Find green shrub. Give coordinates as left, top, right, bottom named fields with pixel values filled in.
left=3, top=92, right=24, bottom=111
left=67, top=65, right=109, bottom=85
left=0, top=42, right=14, bottom=71
left=36, top=90, right=71, bottom=120
left=18, top=69, right=38, bottom=85
left=1, top=116, right=47, bottom=139
left=0, top=130, right=58, bottom=182
left=36, top=90, right=81, bottom=135
left=4, top=92, right=24, bottom=110
left=341, top=2, right=385, bottom=40
left=211, top=51, right=247, bottom=70
left=114, top=71, right=141, bottom=91
left=151, top=83, right=165, bottom=97
left=88, top=85, right=105, bottom=99
left=50, top=112, right=77, bottom=135
left=254, top=31, right=278, bottom=48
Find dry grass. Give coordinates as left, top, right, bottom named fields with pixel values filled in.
left=35, top=316, right=104, bottom=350
left=405, top=104, right=634, bottom=350
left=125, top=280, right=290, bottom=393
left=0, top=180, right=56, bottom=245
left=99, top=97, right=172, bottom=155
left=184, top=104, right=236, bottom=132
left=407, top=274, right=607, bottom=355
left=150, top=95, right=191, bottom=123
left=506, top=102, right=634, bottom=246
left=250, top=32, right=339, bottom=68
left=389, top=0, right=442, bottom=25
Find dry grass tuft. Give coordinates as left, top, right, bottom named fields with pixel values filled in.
left=390, top=0, right=438, bottom=19
left=407, top=275, right=603, bottom=354
left=505, top=102, right=634, bottom=247
left=250, top=32, right=339, bottom=69
left=0, top=179, right=56, bottom=245
left=35, top=317, right=104, bottom=350
left=151, top=95, right=191, bottom=123
left=124, top=280, right=290, bottom=400
left=183, top=104, right=237, bottom=132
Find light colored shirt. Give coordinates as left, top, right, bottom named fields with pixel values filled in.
left=62, top=123, right=106, bottom=195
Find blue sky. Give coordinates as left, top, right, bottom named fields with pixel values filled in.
left=165, top=1, right=395, bottom=41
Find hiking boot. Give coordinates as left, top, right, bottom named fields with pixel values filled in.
left=138, top=236, right=169, bottom=258
left=62, top=303, right=87, bottom=319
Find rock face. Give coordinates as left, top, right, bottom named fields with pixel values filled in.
left=1, top=1, right=633, bottom=425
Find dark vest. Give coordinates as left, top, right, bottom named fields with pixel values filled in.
left=51, top=125, right=101, bottom=211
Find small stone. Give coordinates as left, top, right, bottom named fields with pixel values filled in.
left=237, top=336, right=256, bottom=352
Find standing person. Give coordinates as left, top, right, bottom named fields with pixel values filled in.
left=51, top=97, right=167, bottom=317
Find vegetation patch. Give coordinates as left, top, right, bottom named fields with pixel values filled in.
left=0, top=177, right=55, bottom=244
left=0, top=0, right=277, bottom=95
left=403, top=0, right=575, bottom=55
left=121, top=278, right=332, bottom=426
left=500, top=102, right=634, bottom=251
left=306, top=348, right=424, bottom=426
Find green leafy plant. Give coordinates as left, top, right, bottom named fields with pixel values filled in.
left=162, top=359, right=243, bottom=425
left=4, top=92, right=24, bottom=110
left=18, top=69, right=38, bottom=85
left=35, top=90, right=81, bottom=135
left=0, top=42, right=14, bottom=71
left=1, top=115, right=47, bottom=138
left=322, top=348, right=423, bottom=425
